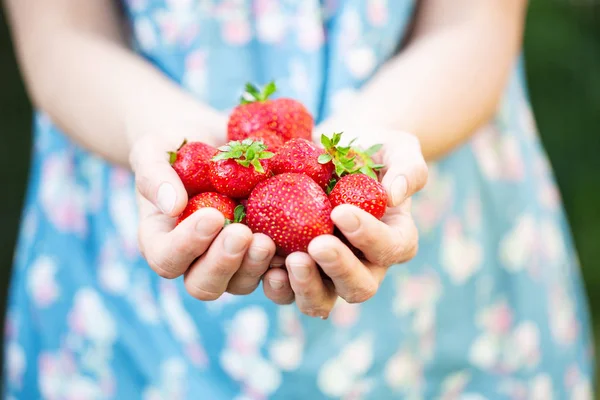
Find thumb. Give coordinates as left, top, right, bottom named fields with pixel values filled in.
left=380, top=133, right=428, bottom=207
left=130, top=136, right=188, bottom=217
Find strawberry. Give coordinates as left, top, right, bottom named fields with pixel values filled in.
left=227, top=82, right=313, bottom=143
left=209, top=139, right=274, bottom=199
left=177, top=192, right=245, bottom=226
left=169, top=140, right=217, bottom=196
left=246, top=173, right=334, bottom=255
left=246, top=129, right=284, bottom=152
left=329, top=173, right=388, bottom=219
left=269, top=138, right=335, bottom=189
left=319, top=133, right=385, bottom=180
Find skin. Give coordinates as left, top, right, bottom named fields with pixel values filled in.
left=5, top=0, right=526, bottom=317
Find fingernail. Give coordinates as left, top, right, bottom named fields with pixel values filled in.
left=224, top=234, right=248, bottom=254
left=269, top=279, right=284, bottom=290
left=335, top=209, right=360, bottom=232
left=290, top=264, right=310, bottom=281
left=391, top=176, right=408, bottom=206
left=157, top=183, right=176, bottom=214
left=249, top=247, right=270, bottom=262
left=314, top=249, right=337, bottom=263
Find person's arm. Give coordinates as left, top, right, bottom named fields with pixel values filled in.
left=317, top=0, right=528, bottom=161
left=4, top=0, right=225, bottom=166
left=5, top=0, right=278, bottom=300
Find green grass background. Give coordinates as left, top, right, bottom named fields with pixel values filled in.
left=0, top=0, right=598, bottom=393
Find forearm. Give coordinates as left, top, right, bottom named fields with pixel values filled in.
left=5, top=0, right=225, bottom=167
left=320, top=0, right=527, bottom=161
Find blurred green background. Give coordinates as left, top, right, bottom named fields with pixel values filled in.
left=0, top=0, right=598, bottom=391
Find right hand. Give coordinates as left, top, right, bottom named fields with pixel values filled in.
left=130, top=135, right=278, bottom=301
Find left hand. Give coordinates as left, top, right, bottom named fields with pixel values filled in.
left=261, top=130, right=429, bottom=318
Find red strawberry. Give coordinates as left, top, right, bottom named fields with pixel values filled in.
left=329, top=173, right=388, bottom=219
left=246, top=129, right=284, bottom=152
left=246, top=173, right=334, bottom=255
left=209, top=139, right=274, bottom=199
left=269, top=138, right=335, bottom=189
left=177, top=192, right=244, bottom=225
left=227, top=82, right=313, bottom=143
left=169, top=140, right=217, bottom=196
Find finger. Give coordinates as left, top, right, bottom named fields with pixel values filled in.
left=227, top=233, right=276, bottom=295
left=270, top=255, right=286, bottom=268
left=131, top=136, right=188, bottom=217
left=380, top=133, right=428, bottom=207
left=262, top=268, right=295, bottom=305
left=308, top=235, right=379, bottom=304
left=331, top=204, right=419, bottom=267
left=285, top=252, right=336, bottom=318
left=138, top=204, right=225, bottom=279
left=184, top=223, right=253, bottom=301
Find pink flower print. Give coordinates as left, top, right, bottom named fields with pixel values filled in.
left=464, top=195, right=482, bottom=231
left=331, top=298, right=360, bottom=328
left=6, top=342, right=25, bottom=388
left=159, top=281, right=209, bottom=367
left=528, top=374, right=554, bottom=400
left=438, top=370, right=470, bottom=400
left=441, top=217, right=482, bottom=284
left=393, top=271, right=442, bottom=315
left=108, top=181, right=139, bottom=259
left=98, top=239, right=130, bottom=295
left=478, top=301, right=513, bottom=336
left=255, top=0, right=287, bottom=44
left=548, top=285, right=579, bottom=346
left=367, top=0, right=389, bottom=26
left=268, top=337, right=303, bottom=371
left=471, top=125, right=525, bottom=182
left=338, top=8, right=361, bottom=52
left=296, top=17, right=324, bottom=52
left=133, top=18, right=158, bottom=51
left=383, top=350, right=423, bottom=394
left=186, top=343, right=209, bottom=367
left=539, top=218, right=567, bottom=266
left=318, top=336, right=375, bottom=398
left=519, top=99, right=539, bottom=141
left=26, top=256, right=60, bottom=308
left=222, top=19, right=252, bottom=45
left=156, top=13, right=179, bottom=44
left=40, top=154, right=87, bottom=235
left=127, top=0, right=148, bottom=12
left=538, top=180, right=561, bottom=210
left=499, top=213, right=538, bottom=274
left=412, top=165, right=454, bottom=234
left=67, top=289, right=117, bottom=344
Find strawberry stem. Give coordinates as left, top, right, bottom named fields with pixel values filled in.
left=167, top=139, right=188, bottom=165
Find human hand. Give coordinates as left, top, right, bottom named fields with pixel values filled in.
left=130, top=134, right=278, bottom=300
left=261, top=130, right=428, bottom=318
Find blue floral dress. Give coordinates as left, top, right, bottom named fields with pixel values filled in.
left=3, top=1, right=595, bottom=399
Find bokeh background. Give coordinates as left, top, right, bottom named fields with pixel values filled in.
left=0, top=0, right=598, bottom=392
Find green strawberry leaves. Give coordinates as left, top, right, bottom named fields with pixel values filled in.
left=212, top=139, right=274, bottom=173
left=224, top=204, right=247, bottom=226
left=240, top=81, right=277, bottom=104
left=318, top=132, right=385, bottom=179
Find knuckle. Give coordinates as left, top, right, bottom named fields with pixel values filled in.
left=227, top=281, right=260, bottom=295
left=147, top=254, right=180, bottom=279
left=344, top=281, right=377, bottom=304
left=209, top=257, right=239, bottom=279
left=185, top=281, right=222, bottom=301
left=374, top=243, right=402, bottom=267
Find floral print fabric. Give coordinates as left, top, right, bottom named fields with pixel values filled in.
left=3, top=1, right=594, bottom=399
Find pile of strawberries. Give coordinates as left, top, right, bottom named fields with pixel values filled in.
left=170, top=82, right=388, bottom=256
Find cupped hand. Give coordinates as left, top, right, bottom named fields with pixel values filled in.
left=262, top=131, right=428, bottom=318
left=130, top=135, right=277, bottom=300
